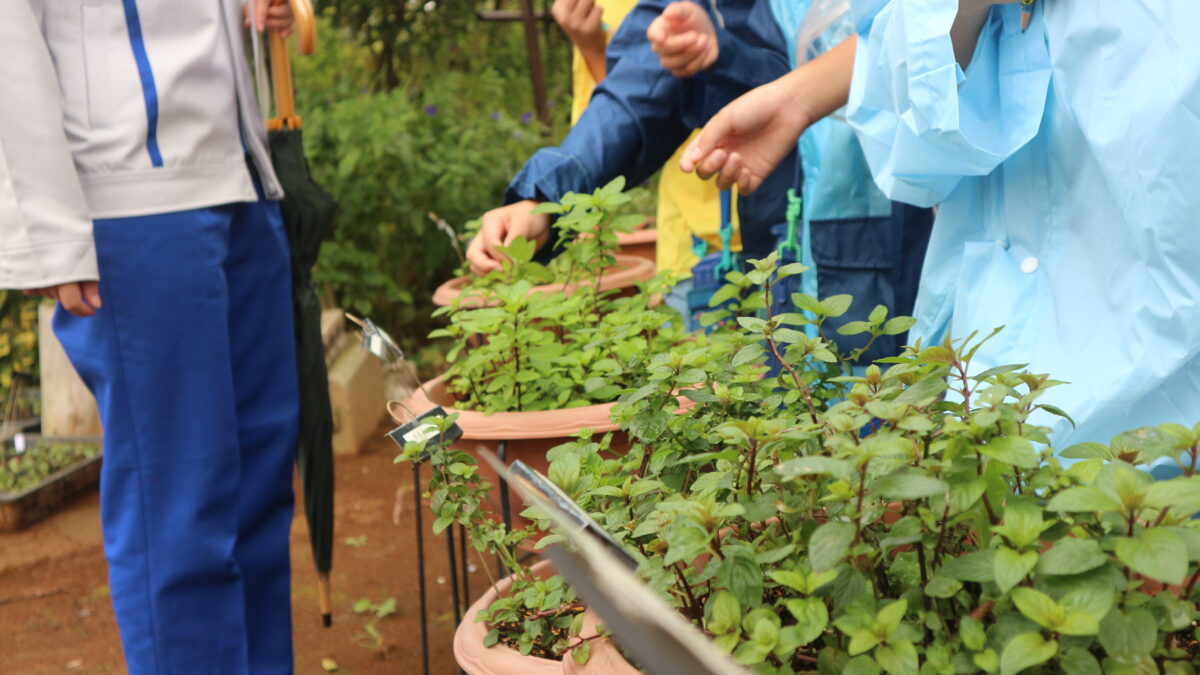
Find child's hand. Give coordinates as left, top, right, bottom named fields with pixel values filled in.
left=646, top=2, right=718, bottom=78
left=552, top=0, right=606, bottom=54
left=465, top=201, right=552, bottom=276
left=682, top=74, right=814, bottom=193
left=245, top=0, right=294, bottom=36
left=24, top=281, right=102, bottom=318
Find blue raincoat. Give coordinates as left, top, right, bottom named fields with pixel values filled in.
left=507, top=0, right=797, bottom=260
left=847, top=1, right=1200, bottom=452
left=768, top=0, right=932, bottom=361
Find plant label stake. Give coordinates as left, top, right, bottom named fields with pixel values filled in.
left=479, top=451, right=639, bottom=571
left=385, top=406, right=463, bottom=462
left=346, top=312, right=435, bottom=411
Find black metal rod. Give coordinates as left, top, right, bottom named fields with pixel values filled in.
left=497, top=439, right=513, bottom=580
left=412, top=462, right=430, bottom=675
left=446, top=521, right=462, bottom=627
left=459, top=523, right=471, bottom=607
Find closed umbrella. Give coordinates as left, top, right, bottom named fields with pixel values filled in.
left=267, top=0, right=339, bottom=627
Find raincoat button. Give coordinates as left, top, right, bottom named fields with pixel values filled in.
left=1021, top=256, right=1039, bottom=274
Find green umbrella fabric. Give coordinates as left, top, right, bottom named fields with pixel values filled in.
left=269, top=126, right=338, bottom=626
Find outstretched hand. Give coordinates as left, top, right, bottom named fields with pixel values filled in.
left=25, top=281, right=102, bottom=318
left=680, top=35, right=859, bottom=193
left=646, top=1, right=718, bottom=77
left=680, top=73, right=812, bottom=193
left=465, top=201, right=552, bottom=276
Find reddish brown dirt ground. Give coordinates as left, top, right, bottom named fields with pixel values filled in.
left=0, top=424, right=480, bottom=674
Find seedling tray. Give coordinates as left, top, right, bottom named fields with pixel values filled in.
left=0, top=436, right=102, bottom=532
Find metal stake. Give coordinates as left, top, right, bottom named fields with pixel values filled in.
left=412, top=462, right=430, bottom=675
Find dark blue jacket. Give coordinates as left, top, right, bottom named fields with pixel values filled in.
left=505, top=0, right=797, bottom=260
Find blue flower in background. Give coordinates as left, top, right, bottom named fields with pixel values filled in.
left=425, top=105, right=438, bottom=116
left=520, top=112, right=532, bottom=124
left=490, top=111, right=501, bottom=121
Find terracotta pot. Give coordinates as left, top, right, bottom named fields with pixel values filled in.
left=433, top=254, right=656, bottom=307
left=615, top=228, right=656, bottom=266
left=395, top=376, right=629, bottom=526
left=562, top=608, right=641, bottom=675
left=454, top=560, right=564, bottom=675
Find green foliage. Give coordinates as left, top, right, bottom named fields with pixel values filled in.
left=314, top=1, right=572, bottom=95
left=1, top=438, right=100, bottom=494
left=351, top=595, right=397, bottom=653
left=301, top=72, right=552, bottom=345
left=564, top=253, right=1200, bottom=672
left=405, top=252, right=1200, bottom=671
left=0, top=292, right=39, bottom=410
left=291, top=13, right=572, bottom=352
left=392, top=415, right=593, bottom=660
left=431, top=180, right=682, bottom=412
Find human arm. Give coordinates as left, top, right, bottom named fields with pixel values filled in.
left=554, top=0, right=608, bottom=82
left=1, top=0, right=100, bottom=317
left=680, top=35, right=858, bottom=193
left=468, top=0, right=789, bottom=273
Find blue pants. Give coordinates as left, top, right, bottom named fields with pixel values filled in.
left=55, top=200, right=299, bottom=674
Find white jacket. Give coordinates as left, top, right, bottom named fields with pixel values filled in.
left=0, top=0, right=283, bottom=290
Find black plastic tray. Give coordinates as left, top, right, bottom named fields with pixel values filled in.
left=0, top=436, right=103, bottom=532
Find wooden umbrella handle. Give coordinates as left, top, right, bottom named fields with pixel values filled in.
left=268, top=0, right=316, bottom=131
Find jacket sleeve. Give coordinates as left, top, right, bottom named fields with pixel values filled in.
left=684, top=1, right=792, bottom=125
left=506, top=0, right=690, bottom=205
left=0, top=0, right=97, bottom=290
left=505, top=0, right=791, bottom=205
left=845, top=0, right=1052, bottom=207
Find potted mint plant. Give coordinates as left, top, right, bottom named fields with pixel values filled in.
left=395, top=182, right=689, bottom=522
left=545, top=253, right=1200, bottom=673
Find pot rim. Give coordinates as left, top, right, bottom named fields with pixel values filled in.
left=432, top=254, right=656, bottom=307
left=394, top=375, right=622, bottom=440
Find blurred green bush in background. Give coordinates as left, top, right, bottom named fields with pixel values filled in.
left=296, top=4, right=574, bottom=352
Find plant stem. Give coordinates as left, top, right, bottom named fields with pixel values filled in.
left=953, top=357, right=972, bottom=420
left=1153, top=506, right=1171, bottom=528
left=931, top=500, right=952, bottom=570
left=745, top=439, right=760, bottom=494
left=671, top=562, right=702, bottom=621
left=980, top=493, right=999, bottom=526
left=762, top=278, right=819, bottom=417
left=969, top=601, right=994, bottom=622
left=916, top=542, right=931, bottom=614
left=1183, top=565, right=1200, bottom=598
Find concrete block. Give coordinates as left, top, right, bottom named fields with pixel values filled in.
left=328, top=340, right=387, bottom=456
left=38, top=303, right=101, bottom=437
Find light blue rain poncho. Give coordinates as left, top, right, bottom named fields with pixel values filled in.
left=846, top=0, right=1200, bottom=458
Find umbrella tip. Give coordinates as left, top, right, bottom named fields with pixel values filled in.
left=323, top=613, right=332, bottom=628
